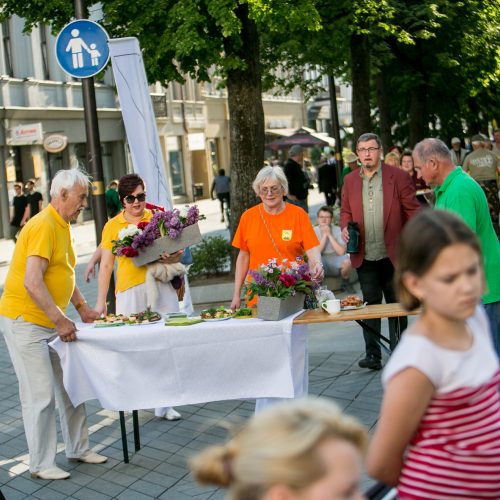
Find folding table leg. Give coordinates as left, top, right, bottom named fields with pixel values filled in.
left=356, top=320, right=391, bottom=355
left=119, top=411, right=129, bottom=463
left=132, top=410, right=141, bottom=451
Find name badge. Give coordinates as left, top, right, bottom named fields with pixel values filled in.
left=282, top=230, right=292, bottom=241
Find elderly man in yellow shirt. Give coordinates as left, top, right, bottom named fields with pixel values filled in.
left=0, top=169, right=107, bottom=480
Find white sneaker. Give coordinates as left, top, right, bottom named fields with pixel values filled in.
left=164, top=407, right=182, bottom=421
left=68, top=450, right=108, bottom=464
left=31, top=466, right=70, bottom=480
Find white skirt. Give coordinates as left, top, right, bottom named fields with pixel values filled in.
left=116, top=282, right=179, bottom=315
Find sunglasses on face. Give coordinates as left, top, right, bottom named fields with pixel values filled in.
left=124, top=193, right=146, bottom=204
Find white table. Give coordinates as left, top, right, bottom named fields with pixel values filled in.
left=51, top=315, right=308, bottom=460
left=51, top=316, right=308, bottom=410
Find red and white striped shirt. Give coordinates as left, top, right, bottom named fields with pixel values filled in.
left=383, top=307, right=500, bottom=499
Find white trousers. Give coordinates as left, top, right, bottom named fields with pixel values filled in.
left=116, top=282, right=179, bottom=418
left=0, top=316, right=90, bottom=472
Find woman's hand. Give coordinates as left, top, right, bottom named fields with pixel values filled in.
left=159, top=249, right=184, bottom=264
left=95, top=301, right=107, bottom=318
left=310, top=261, right=325, bottom=281
left=230, top=296, right=242, bottom=310
left=79, top=303, right=100, bottom=323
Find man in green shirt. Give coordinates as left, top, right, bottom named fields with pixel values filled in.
left=105, top=180, right=122, bottom=218
left=413, top=138, right=500, bottom=356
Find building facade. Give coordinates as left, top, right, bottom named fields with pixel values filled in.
left=0, top=15, right=335, bottom=239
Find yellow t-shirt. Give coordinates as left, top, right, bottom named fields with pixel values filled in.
left=101, top=210, right=152, bottom=293
left=0, top=204, right=76, bottom=328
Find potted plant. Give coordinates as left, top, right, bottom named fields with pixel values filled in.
left=245, top=257, right=319, bottom=321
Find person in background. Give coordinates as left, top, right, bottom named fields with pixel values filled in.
left=462, top=134, right=500, bottom=237
left=384, top=151, right=400, bottom=167
left=190, top=397, right=367, bottom=500
left=96, top=173, right=183, bottom=421
left=0, top=169, right=106, bottom=480
left=210, top=168, right=231, bottom=223
left=412, top=137, right=500, bottom=356
left=105, top=179, right=121, bottom=218
left=283, top=145, right=310, bottom=213
left=399, top=150, right=431, bottom=206
left=340, top=152, right=359, bottom=189
left=315, top=206, right=353, bottom=291
left=492, top=128, right=500, bottom=157
left=367, top=210, right=500, bottom=499
left=341, top=133, right=420, bottom=370
left=25, top=178, right=43, bottom=219
left=9, top=182, right=29, bottom=242
left=231, top=166, right=323, bottom=310
left=449, top=137, right=468, bottom=166
left=317, top=159, right=337, bottom=206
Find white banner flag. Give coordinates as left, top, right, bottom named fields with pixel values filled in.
left=109, top=37, right=172, bottom=209
left=109, top=37, right=193, bottom=314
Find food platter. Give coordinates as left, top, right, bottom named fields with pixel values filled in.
left=200, top=306, right=233, bottom=320
left=94, top=309, right=162, bottom=328
left=340, top=295, right=365, bottom=311
left=340, top=303, right=367, bottom=311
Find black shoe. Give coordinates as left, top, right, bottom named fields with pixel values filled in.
left=358, top=357, right=382, bottom=370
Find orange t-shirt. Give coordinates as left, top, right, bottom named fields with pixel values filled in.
left=232, top=203, right=319, bottom=304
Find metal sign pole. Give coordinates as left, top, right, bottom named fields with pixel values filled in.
left=73, top=0, right=115, bottom=313
left=328, top=75, right=344, bottom=193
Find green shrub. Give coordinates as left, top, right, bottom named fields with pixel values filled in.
left=188, top=236, right=231, bottom=279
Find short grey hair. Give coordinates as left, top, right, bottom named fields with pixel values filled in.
left=413, top=138, right=452, bottom=163
left=50, top=169, right=91, bottom=198
left=252, top=166, right=289, bottom=196
left=357, top=133, right=382, bottom=148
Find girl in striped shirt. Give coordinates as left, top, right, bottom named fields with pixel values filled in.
left=367, top=210, right=500, bottom=499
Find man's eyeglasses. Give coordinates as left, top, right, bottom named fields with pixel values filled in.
left=260, top=187, right=281, bottom=195
left=124, top=193, right=146, bottom=204
left=357, top=147, right=380, bottom=155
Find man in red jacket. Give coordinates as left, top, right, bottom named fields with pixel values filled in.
left=340, top=133, right=420, bottom=369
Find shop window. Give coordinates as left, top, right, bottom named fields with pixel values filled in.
left=167, top=137, right=186, bottom=196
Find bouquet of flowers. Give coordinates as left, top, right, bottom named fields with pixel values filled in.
left=244, top=257, right=319, bottom=300
left=111, top=205, right=204, bottom=258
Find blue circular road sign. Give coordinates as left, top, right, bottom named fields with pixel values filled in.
left=55, top=20, right=110, bottom=78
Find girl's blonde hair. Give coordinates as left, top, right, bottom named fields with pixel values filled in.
left=190, top=398, right=367, bottom=500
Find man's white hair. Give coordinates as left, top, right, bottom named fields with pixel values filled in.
left=50, top=169, right=91, bottom=198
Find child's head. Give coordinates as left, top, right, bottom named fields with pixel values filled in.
left=316, top=206, right=333, bottom=227
left=396, top=210, right=483, bottom=311
left=190, top=398, right=367, bottom=500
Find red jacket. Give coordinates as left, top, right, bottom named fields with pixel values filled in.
left=340, top=163, right=421, bottom=268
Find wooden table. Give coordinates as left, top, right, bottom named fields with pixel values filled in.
left=294, top=303, right=419, bottom=354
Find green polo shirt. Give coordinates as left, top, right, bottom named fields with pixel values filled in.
left=435, top=167, right=500, bottom=304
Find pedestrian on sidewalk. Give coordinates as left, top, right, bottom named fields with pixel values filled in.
left=9, top=182, right=29, bottom=242
left=284, top=145, right=310, bottom=213
left=210, top=168, right=231, bottom=223
left=191, top=397, right=367, bottom=500
left=0, top=169, right=107, bottom=480
left=25, top=178, right=43, bottom=218
left=105, top=179, right=122, bottom=218
left=367, top=210, right=500, bottom=499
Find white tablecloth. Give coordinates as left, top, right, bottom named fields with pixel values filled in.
left=50, top=315, right=308, bottom=411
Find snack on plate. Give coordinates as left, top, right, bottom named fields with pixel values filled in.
left=94, top=314, right=126, bottom=327
left=233, top=307, right=254, bottom=318
left=340, top=295, right=364, bottom=308
left=126, top=308, right=162, bottom=324
left=200, top=306, right=233, bottom=319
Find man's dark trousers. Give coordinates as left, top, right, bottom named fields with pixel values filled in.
left=356, top=258, right=407, bottom=360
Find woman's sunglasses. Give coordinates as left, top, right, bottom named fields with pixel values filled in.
left=124, top=193, right=146, bottom=204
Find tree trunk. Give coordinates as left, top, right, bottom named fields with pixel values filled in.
left=409, top=84, right=427, bottom=147
left=350, top=34, right=371, bottom=141
left=376, top=71, right=392, bottom=152
left=224, top=4, right=265, bottom=266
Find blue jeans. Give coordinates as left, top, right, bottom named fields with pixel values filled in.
left=483, top=301, right=500, bottom=358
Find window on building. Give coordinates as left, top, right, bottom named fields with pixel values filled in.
left=40, top=24, right=50, bottom=80
left=2, top=21, right=13, bottom=77
left=166, top=136, right=186, bottom=196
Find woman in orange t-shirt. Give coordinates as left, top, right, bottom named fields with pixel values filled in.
left=231, top=166, right=323, bottom=309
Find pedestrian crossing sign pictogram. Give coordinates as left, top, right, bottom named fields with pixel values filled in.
left=55, top=20, right=110, bottom=78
